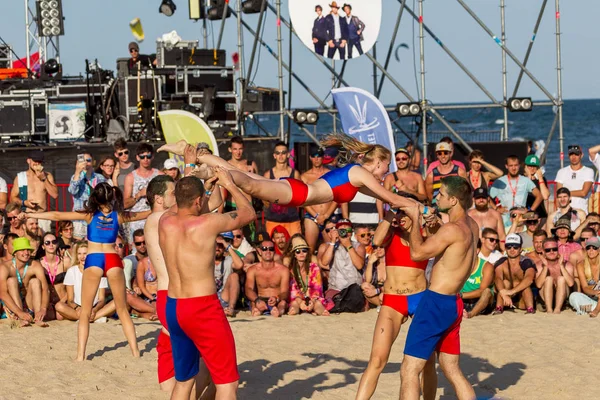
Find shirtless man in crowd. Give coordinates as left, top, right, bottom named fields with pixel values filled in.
left=10, top=151, right=58, bottom=234
left=245, top=240, right=290, bottom=318
left=159, top=171, right=255, bottom=400
left=383, top=148, right=426, bottom=202
left=5, top=203, right=26, bottom=237
left=399, top=176, right=478, bottom=399
left=534, top=237, right=575, bottom=314
left=301, top=147, right=338, bottom=250
left=468, top=187, right=506, bottom=249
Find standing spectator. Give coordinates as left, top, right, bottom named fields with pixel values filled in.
left=6, top=203, right=26, bottom=237
left=490, top=155, right=543, bottom=229
left=123, top=143, right=160, bottom=244
left=555, top=144, right=594, bottom=215
left=68, top=152, right=106, bottom=240
left=263, top=141, right=302, bottom=236
left=546, top=187, right=586, bottom=235
left=569, top=237, right=600, bottom=316
left=425, top=142, right=467, bottom=203
left=466, top=150, right=504, bottom=190
left=95, top=156, right=119, bottom=186
left=523, top=155, right=550, bottom=219
left=0, top=174, right=7, bottom=211
left=10, top=151, right=58, bottom=234
left=114, top=138, right=135, bottom=191
left=301, top=146, right=338, bottom=251
left=552, top=218, right=582, bottom=263
left=405, top=140, right=422, bottom=172
left=534, top=237, right=575, bottom=314
left=425, top=137, right=466, bottom=175
left=162, top=159, right=181, bottom=182
left=383, top=148, right=426, bottom=201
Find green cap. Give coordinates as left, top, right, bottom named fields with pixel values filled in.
left=525, top=154, right=540, bottom=167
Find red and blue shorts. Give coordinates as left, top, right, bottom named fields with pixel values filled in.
left=165, top=294, right=239, bottom=384
left=84, top=253, right=123, bottom=277
left=281, top=178, right=309, bottom=207
left=382, top=291, right=424, bottom=317
left=156, top=290, right=174, bottom=384
left=404, top=290, right=463, bottom=360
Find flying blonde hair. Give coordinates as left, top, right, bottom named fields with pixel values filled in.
left=320, top=132, right=391, bottom=165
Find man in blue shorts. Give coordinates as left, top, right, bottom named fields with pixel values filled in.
left=399, top=176, right=479, bottom=399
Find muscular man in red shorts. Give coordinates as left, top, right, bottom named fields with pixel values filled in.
left=159, top=168, right=255, bottom=400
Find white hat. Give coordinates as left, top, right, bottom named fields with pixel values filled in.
left=435, top=142, right=452, bottom=152
left=164, top=158, right=178, bottom=170
left=505, top=233, right=522, bottom=247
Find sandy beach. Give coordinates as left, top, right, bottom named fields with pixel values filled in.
left=0, top=309, right=595, bottom=400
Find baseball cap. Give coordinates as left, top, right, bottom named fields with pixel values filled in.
left=220, top=231, right=234, bottom=240
left=254, top=230, right=271, bottom=245
left=585, top=237, right=600, bottom=249
left=164, top=158, right=178, bottom=170
left=473, top=187, right=488, bottom=199
left=128, top=41, right=140, bottom=52
left=568, top=145, right=582, bottom=155
left=336, top=218, right=352, bottom=229
left=435, top=142, right=452, bottom=152
left=524, top=154, right=540, bottom=167
left=395, top=148, right=410, bottom=156
left=323, top=147, right=339, bottom=165
left=556, top=187, right=571, bottom=196
left=28, top=150, right=44, bottom=162
left=505, top=234, right=522, bottom=247
left=310, top=147, right=324, bottom=157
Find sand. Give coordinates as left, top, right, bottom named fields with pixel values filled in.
left=0, top=309, right=596, bottom=399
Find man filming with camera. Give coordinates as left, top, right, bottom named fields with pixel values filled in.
left=318, top=218, right=367, bottom=310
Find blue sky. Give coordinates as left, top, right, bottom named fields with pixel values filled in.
left=1, top=0, right=597, bottom=107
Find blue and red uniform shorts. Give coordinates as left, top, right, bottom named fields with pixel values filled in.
left=156, top=290, right=175, bottom=384
left=84, top=253, right=123, bottom=277
left=165, top=294, right=239, bottom=384
left=281, top=178, right=309, bottom=207
left=404, top=290, right=463, bottom=360
left=382, top=291, right=424, bottom=317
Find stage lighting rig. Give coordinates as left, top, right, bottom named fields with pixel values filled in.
left=189, top=0, right=206, bottom=19
left=242, top=0, right=263, bottom=14
left=293, top=110, right=319, bottom=125
left=159, top=0, right=177, bottom=16
left=36, top=0, right=65, bottom=37
left=207, top=0, right=232, bottom=20
left=396, top=102, right=421, bottom=118
left=507, top=97, right=533, bottom=112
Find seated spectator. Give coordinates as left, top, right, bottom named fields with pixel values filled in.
left=461, top=240, right=495, bottom=318
left=360, top=247, right=386, bottom=307
left=162, top=158, right=181, bottom=182
left=523, top=155, right=550, bottom=219
left=245, top=240, right=290, bottom=317
left=555, top=144, right=594, bottom=215
left=534, top=238, right=575, bottom=314
left=215, top=234, right=244, bottom=317
left=6, top=202, right=26, bottom=237
left=270, top=224, right=291, bottom=260
left=0, top=237, right=49, bottom=327
left=494, top=234, right=536, bottom=314
left=468, top=187, right=506, bottom=247
left=230, top=228, right=256, bottom=261
left=2, top=233, right=18, bottom=262
left=508, top=210, right=541, bottom=254
left=55, top=241, right=115, bottom=322
left=39, top=232, right=67, bottom=320
left=546, top=187, right=586, bottom=235
left=574, top=213, right=600, bottom=241
left=479, top=228, right=504, bottom=265
left=95, top=156, right=119, bottom=186
left=354, top=224, right=375, bottom=256
left=29, top=235, right=42, bottom=258
left=124, top=229, right=148, bottom=286
left=25, top=217, right=44, bottom=238
left=287, top=234, right=328, bottom=316
left=569, top=237, right=600, bottom=316
left=525, top=230, right=549, bottom=266
left=136, top=255, right=158, bottom=302
left=552, top=217, right=582, bottom=263
left=568, top=227, right=596, bottom=293
left=57, top=220, right=75, bottom=267
left=466, top=149, right=504, bottom=190
left=318, top=218, right=366, bottom=309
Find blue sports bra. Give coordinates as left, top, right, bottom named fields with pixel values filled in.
left=87, top=210, right=119, bottom=244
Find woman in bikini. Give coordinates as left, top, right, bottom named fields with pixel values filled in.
left=134, top=256, right=159, bottom=320
left=286, top=234, right=329, bottom=316
left=26, top=182, right=148, bottom=361
left=356, top=205, right=436, bottom=400
left=39, top=232, right=67, bottom=320
left=158, top=133, right=428, bottom=213
left=466, top=150, right=504, bottom=190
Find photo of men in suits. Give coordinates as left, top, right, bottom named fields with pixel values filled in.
left=342, top=3, right=365, bottom=58
left=325, top=1, right=349, bottom=59
left=312, top=5, right=328, bottom=56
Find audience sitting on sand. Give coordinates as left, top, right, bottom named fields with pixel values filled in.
left=215, top=233, right=244, bottom=317
left=552, top=218, right=582, bottom=263
left=569, top=237, right=600, bottom=317
left=286, top=234, right=329, bottom=316
left=39, top=232, right=67, bottom=321
left=461, top=240, right=495, bottom=318
left=245, top=239, right=290, bottom=317
left=507, top=210, right=541, bottom=254
left=524, top=230, right=548, bottom=267
left=534, top=237, right=575, bottom=314
left=573, top=213, right=600, bottom=241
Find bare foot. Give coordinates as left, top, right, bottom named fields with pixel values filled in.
left=34, top=320, right=49, bottom=328
left=553, top=310, right=561, bottom=314
left=75, top=354, right=86, bottom=362
left=189, top=164, right=214, bottom=180
left=321, top=310, right=330, bottom=316
left=590, top=310, right=599, bottom=318
left=251, top=308, right=261, bottom=317
left=157, top=140, right=188, bottom=155
left=131, top=348, right=141, bottom=358
left=224, top=307, right=235, bottom=317
left=270, top=307, right=281, bottom=318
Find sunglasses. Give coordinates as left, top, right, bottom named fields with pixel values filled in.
left=234, top=234, right=243, bottom=239
left=116, top=243, right=125, bottom=249
left=359, top=233, right=373, bottom=238
left=44, top=239, right=58, bottom=245
left=138, top=154, right=153, bottom=160
left=484, top=237, right=498, bottom=243
left=117, top=150, right=129, bottom=156
left=103, top=164, right=115, bottom=168
left=310, top=153, right=323, bottom=158
left=274, top=150, right=288, bottom=155
left=295, top=248, right=309, bottom=254
left=325, top=227, right=336, bottom=233
left=586, top=245, right=599, bottom=251
left=85, top=158, right=92, bottom=162
left=129, top=49, right=138, bottom=53
left=544, top=247, right=559, bottom=253
left=396, top=157, right=409, bottom=162
left=506, top=244, right=521, bottom=250
left=436, top=151, right=450, bottom=156
left=261, top=246, right=275, bottom=252
left=135, top=241, right=146, bottom=246
left=525, top=220, right=539, bottom=225
left=7, top=216, right=17, bottom=221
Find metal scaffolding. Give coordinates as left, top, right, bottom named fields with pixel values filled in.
left=24, top=0, right=61, bottom=69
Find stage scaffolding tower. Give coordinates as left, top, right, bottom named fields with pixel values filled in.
left=24, top=0, right=61, bottom=69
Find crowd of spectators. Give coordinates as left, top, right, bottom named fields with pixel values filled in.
left=1, top=135, right=600, bottom=325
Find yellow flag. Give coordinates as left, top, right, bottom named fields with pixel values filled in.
left=129, top=18, right=145, bottom=42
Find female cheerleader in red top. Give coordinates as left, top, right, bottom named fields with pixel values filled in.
left=158, top=133, right=429, bottom=213
left=355, top=199, right=436, bottom=400
left=27, top=183, right=150, bottom=361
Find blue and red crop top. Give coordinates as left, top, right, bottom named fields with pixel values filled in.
left=321, top=163, right=360, bottom=204
left=87, top=210, right=119, bottom=244
left=385, top=229, right=428, bottom=270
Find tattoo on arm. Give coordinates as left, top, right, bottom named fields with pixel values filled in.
left=229, top=212, right=238, bottom=220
